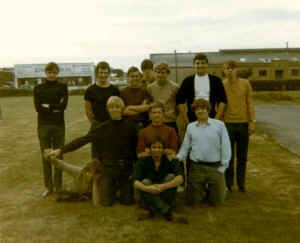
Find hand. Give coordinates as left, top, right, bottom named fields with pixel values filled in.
left=146, top=185, right=162, bottom=195
left=154, top=184, right=167, bottom=192
left=47, top=149, right=62, bottom=159
left=249, top=122, right=255, bottom=135
left=41, top=104, right=50, bottom=108
left=164, top=149, right=177, bottom=161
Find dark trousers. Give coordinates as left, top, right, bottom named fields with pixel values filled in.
left=99, top=164, right=134, bottom=206
left=38, top=124, right=65, bottom=191
left=225, top=123, right=249, bottom=189
left=141, top=174, right=177, bottom=215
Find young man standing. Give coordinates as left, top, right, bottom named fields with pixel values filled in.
left=84, top=61, right=120, bottom=158
left=147, top=62, right=179, bottom=131
left=48, top=96, right=137, bottom=207
left=176, top=53, right=227, bottom=126
left=140, top=59, right=155, bottom=88
left=133, top=137, right=184, bottom=221
left=33, top=62, right=68, bottom=197
left=223, top=60, right=255, bottom=192
left=120, top=66, right=152, bottom=129
left=177, top=99, right=231, bottom=206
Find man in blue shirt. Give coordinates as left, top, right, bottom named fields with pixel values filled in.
left=177, top=99, right=231, bottom=205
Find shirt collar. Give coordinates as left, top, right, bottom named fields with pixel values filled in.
left=196, top=118, right=212, bottom=127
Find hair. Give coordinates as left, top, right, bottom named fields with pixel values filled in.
left=193, top=53, right=208, bottom=64
left=45, top=62, right=59, bottom=73
left=224, top=59, right=238, bottom=69
left=141, top=59, right=153, bottom=71
left=191, top=98, right=211, bottom=112
left=127, top=66, right=140, bottom=76
left=154, top=62, right=170, bottom=74
left=149, top=102, right=165, bottom=112
left=150, top=136, right=165, bottom=148
left=95, top=61, right=111, bottom=76
left=106, top=96, right=125, bottom=110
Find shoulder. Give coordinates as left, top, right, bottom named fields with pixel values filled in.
left=181, top=75, right=195, bottom=84
left=86, top=84, right=96, bottom=92
left=208, top=118, right=225, bottom=127
left=168, top=80, right=179, bottom=89
left=186, top=121, right=198, bottom=130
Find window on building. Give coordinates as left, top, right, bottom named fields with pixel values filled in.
left=291, top=69, right=299, bottom=76
left=259, top=70, right=267, bottom=77
left=275, top=70, right=284, bottom=80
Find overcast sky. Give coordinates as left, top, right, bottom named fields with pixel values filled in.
left=1, top=0, right=299, bottom=71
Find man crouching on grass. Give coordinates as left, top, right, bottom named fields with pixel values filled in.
left=47, top=96, right=137, bottom=207
left=133, top=137, right=184, bottom=222
left=44, top=150, right=101, bottom=205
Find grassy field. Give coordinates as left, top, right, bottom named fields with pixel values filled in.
left=1, top=96, right=300, bottom=243
left=253, top=90, right=300, bottom=105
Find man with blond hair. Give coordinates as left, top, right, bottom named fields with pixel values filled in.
left=147, top=62, right=179, bottom=131
left=48, top=96, right=137, bottom=206
left=223, top=60, right=255, bottom=193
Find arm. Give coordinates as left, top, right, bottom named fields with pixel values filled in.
left=134, top=180, right=161, bottom=194
left=215, top=102, right=226, bottom=120
left=33, top=86, right=52, bottom=113
left=156, top=175, right=183, bottom=192
left=218, top=123, right=232, bottom=173
left=50, top=85, right=68, bottom=112
left=136, top=129, right=148, bottom=158
left=50, top=158, right=81, bottom=178
left=176, top=125, right=191, bottom=161
left=246, top=81, right=255, bottom=135
left=85, top=100, right=95, bottom=123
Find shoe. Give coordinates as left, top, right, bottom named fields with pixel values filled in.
left=137, top=211, right=154, bottom=221
left=163, top=211, right=173, bottom=221
left=42, top=189, right=52, bottom=197
left=227, top=186, right=233, bottom=192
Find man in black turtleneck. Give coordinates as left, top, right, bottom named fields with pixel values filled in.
left=49, top=96, right=137, bottom=207
left=33, top=62, right=68, bottom=197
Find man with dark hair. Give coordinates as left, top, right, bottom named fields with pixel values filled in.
left=120, top=66, right=152, bottom=129
left=140, top=59, right=155, bottom=88
left=133, top=136, right=184, bottom=221
left=176, top=53, right=227, bottom=127
left=84, top=61, right=120, bottom=158
left=33, top=62, right=68, bottom=197
left=223, top=60, right=255, bottom=193
left=48, top=96, right=137, bottom=207
left=137, top=102, right=178, bottom=159
left=177, top=98, right=231, bottom=206
left=147, top=62, right=179, bottom=131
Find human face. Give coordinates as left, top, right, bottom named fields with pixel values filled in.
left=97, top=68, right=110, bottom=83
left=193, top=59, right=208, bottom=76
left=195, top=106, right=209, bottom=122
left=128, top=71, right=141, bottom=88
left=224, top=64, right=237, bottom=80
left=155, top=69, right=168, bottom=85
left=150, top=142, right=164, bottom=160
left=107, top=103, right=123, bottom=120
left=45, top=69, right=58, bottom=81
left=150, top=107, right=164, bottom=126
left=143, top=69, right=153, bottom=80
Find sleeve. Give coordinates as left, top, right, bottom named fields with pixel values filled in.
left=84, top=87, right=93, bottom=102
left=216, top=76, right=227, bottom=104
left=54, top=159, right=81, bottom=178
left=176, top=124, right=192, bottom=161
left=132, top=159, right=144, bottom=181
left=136, top=129, right=147, bottom=155
left=33, top=86, right=51, bottom=113
left=176, top=78, right=189, bottom=105
left=50, top=84, right=68, bottom=111
left=218, top=123, right=232, bottom=173
left=246, top=80, right=255, bottom=122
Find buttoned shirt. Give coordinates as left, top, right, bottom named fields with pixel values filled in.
left=177, top=118, right=231, bottom=173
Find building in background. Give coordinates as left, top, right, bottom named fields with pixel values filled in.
left=150, top=48, right=300, bottom=85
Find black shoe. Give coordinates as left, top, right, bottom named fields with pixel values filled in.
left=227, top=186, right=233, bottom=192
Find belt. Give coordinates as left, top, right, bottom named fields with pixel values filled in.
left=191, top=160, right=221, bottom=167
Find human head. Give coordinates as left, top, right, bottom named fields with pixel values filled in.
left=223, top=60, right=238, bottom=80
left=45, top=62, right=59, bottom=81
left=127, top=66, right=141, bottom=88
left=191, top=98, right=210, bottom=122
left=193, top=53, right=209, bottom=76
left=149, top=102, right=164, bottom=126
left=141, top=59, right=154, bottom=81
left=106, top=96, right=125, bottom=120
left=150, top=136, right=165, bottom=160
left=95, top=61, right=111, bottom=82
left=154, top=62, right=170, bottom=85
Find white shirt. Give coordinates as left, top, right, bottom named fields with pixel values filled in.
left=194, top=74, right=210, bottom=101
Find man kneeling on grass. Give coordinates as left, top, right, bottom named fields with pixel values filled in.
left=44, top=150, right=100, bottom=205
left=133, top=137, right=184, bottom=221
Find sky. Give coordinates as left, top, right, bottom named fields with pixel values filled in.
left=1, top=0, right=300, bottom=71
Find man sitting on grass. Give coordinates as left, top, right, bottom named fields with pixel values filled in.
left=133, top=137, right=184, bottom=222
left=44, top=150, right=101, bottom=205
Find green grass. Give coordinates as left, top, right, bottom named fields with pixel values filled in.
left=1, top=96, right=300, bottom=243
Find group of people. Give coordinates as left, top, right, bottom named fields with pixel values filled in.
left=34, top=53, right=255, bottom=222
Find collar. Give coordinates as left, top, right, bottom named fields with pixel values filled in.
left=196, top=118, right=211, bottom=127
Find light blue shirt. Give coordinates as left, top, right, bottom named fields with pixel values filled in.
left=177, top=118, right=231, bottom=173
